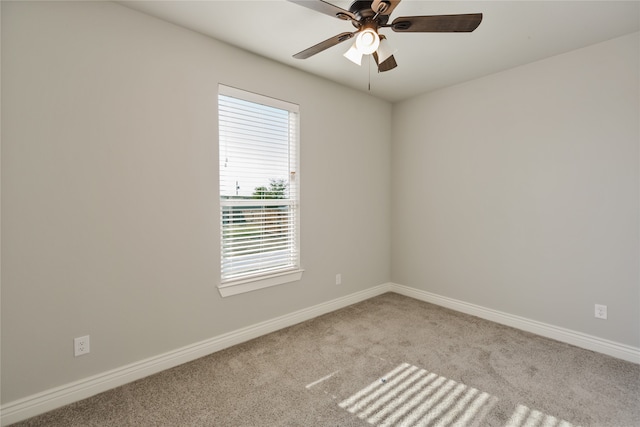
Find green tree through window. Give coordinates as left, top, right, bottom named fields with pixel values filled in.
left=253, top=179, right=288, bottom=200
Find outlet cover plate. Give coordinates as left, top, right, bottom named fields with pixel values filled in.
left=595, top=304, right=607, bottom=320
left=74, top=335, right=90, bottom=356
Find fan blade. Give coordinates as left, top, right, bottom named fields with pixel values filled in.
left=293, top=32, right=355, bottom=59
left=373, top=52, right=397, bottom=72
left=371, top=0, right=401, bottom=16
left=390, top=13, right=483, bottom=32
left=287, top=0, right=356, bottom=21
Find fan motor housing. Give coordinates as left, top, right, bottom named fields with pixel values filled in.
left=349, top=0, right=390, bottom=27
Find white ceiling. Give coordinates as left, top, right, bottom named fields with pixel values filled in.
left=119, top=1, right=640, bottom=103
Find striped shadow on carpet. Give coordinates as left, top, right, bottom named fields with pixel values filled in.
left=336, top=362, right=574, bottom=427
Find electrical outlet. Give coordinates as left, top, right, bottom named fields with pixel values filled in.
left=74, top=335, right=90, bottom=356
left=595, top=304, right=607, bottom=320
left=336, top=274, right=342, bottom=285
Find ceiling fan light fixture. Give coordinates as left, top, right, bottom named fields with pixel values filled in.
left=289, top=0, right=483, bottom=74
left=376, top=37, right=396, bottom=64
left=343, top=42, right=363, bottom=65
left=354, top=28, right=380, bottom=55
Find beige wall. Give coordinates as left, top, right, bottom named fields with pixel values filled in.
left=1, top=1, right=391, bottom=403
left=391, top=32, right=639, bottom=347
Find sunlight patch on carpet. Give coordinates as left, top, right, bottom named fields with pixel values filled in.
left=507, top=404, right=575, bottom=427
left=338, top=362, right=578, bottom=427
left=306, top=371, right=339, bottom=389
left=338, top=362, right=497, bottom=426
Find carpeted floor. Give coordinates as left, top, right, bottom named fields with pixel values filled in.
left=11, top=292, right=640, bottom=426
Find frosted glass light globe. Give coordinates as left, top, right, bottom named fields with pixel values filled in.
left=355, top=29, right=380, bottom=55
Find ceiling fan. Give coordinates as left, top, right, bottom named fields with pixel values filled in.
left=289, top=0, right=483, bottom=72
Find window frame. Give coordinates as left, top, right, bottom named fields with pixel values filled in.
left=217, top=84, right=303, bottom=297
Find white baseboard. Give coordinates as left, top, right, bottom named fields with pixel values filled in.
left=0, top=283, right=392, bottom=426
left=389, top=283, right=640, bottom=364
left=4, top=282, right=637, bottom=426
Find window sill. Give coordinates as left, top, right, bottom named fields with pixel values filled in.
left=218, top=269, right=304, bottom=297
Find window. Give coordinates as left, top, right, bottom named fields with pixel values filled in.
left=218, top=85, right=302, bottom=297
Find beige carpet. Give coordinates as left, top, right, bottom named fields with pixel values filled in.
left=11, top=293, right=640, bottom=426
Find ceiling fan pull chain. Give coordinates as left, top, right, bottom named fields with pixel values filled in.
left=368, top=54, right=371, bottom=91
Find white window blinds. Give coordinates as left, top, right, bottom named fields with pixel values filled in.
left=218, top=85, right=300, bottom=285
